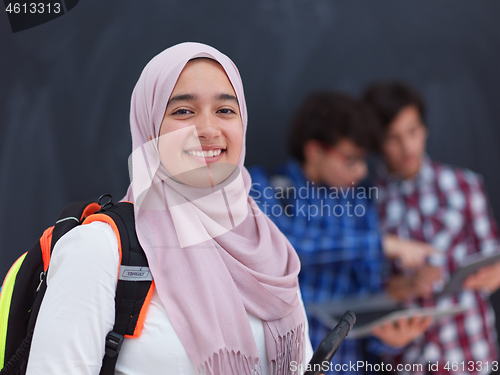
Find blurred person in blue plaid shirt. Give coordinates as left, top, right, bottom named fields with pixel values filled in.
left=249, top=91, right=432, bottom=374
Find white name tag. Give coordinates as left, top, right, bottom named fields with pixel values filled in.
left=119, top=266, right=153, bottom=281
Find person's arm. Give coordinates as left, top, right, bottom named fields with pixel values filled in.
left=462, top=173, right=500, bottom=293
left=383, top=234, right=438, bottom=269
left=371, top=316, right=433, bottom=348
left=26, top=221, right=119, bottom=375
left=386, top=265, right=442, bottom=301
left=463, top=261, right=500, bottom=292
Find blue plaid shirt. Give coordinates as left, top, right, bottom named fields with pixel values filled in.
left=249, top=160, right=398, bottom=374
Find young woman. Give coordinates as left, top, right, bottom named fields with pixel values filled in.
left=26, top=42, right=312, bottom=375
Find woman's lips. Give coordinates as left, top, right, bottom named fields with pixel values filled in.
left=184, top=149, right=225, bottom=164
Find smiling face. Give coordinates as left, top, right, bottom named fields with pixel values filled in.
left=158, top=58, right=243, bottom=187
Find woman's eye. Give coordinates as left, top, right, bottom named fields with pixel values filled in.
left=173, top=109, right=192, bottom=115
left=217, top=108, right=235, bottom=115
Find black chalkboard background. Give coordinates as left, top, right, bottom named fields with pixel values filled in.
left=2, top=0, right=500, bottom=359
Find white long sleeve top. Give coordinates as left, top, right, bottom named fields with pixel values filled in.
left=26, top=221, right=312, bottom=375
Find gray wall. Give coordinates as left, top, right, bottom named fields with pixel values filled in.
left=1, top=0, right=500, bottom=311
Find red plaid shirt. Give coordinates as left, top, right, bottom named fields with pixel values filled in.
left=376, top=156, right=499, bottom=375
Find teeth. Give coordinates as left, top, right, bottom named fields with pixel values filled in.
left=185, top=149, right=223, bottom=157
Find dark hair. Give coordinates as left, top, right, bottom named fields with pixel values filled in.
left=363, top=81, right=426, bottom=131
left=288, top=91, right=381, bottom=163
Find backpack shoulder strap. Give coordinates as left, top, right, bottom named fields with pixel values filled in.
left=0, top=200, right=100, bottom=375
left=83, top=202, right=154, bottom=375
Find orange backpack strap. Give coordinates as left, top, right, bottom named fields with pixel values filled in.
left=83, top=200, right=154, bottom=375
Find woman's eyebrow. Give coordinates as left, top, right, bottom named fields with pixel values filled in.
left=167, top=93, right=238, bottom=106
left=168, top=94, right=197, bottom=105
left=216, top=93, right=239, bottom=104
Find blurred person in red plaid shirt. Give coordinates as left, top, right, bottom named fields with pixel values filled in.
left=365, top=82, right=500, bottom=375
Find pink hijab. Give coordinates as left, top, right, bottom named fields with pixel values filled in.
left=123, top=42, right=306, bottom=374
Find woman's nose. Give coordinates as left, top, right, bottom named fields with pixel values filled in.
left=194, top=112, right=221, bottom=141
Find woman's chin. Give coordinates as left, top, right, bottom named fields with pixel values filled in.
left=170, top=163, right=238, bottom=188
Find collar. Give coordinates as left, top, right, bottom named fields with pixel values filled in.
left=376, top=154, right=435, bottom=193
left=279, top=159, right=310, bottom=188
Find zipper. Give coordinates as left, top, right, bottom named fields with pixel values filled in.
left=36, top=271, right=46, bottom=293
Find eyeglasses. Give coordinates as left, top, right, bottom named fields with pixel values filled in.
left=320, top=142, right=366, bottom=170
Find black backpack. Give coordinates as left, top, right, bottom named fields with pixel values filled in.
left=0, top=195, right=154, bottom=375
